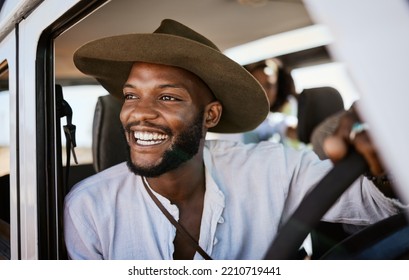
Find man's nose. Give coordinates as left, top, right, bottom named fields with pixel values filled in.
left=126, top=98, right=159, bottom=122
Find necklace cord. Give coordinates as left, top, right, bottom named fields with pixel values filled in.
left=142, top=177, right=212, bottom=260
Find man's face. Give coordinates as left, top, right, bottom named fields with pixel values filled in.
left=120, top=62, right=215, bottom=177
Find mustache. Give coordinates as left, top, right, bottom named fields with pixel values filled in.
left=123, top=121, right=173, bottom=135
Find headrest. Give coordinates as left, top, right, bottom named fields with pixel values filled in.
left=297, top=87, right=345, bottom=143
left=92, top=95, right=128, bottom=172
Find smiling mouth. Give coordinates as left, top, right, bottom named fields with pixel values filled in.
left=133, top=131, right=169, bottom=146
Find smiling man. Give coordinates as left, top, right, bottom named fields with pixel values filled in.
left=64, top=19, right=405, bottom=260
left=119, top=62, right=220, bottom=259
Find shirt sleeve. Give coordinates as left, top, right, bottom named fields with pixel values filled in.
left=64, top=193, right=104, bottom=260
left=280, top=147, right=407, bottom=227
left=323, top=176, right=408, bottom=225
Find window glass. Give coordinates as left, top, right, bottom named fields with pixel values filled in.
left=0, top=63, right=10, bottom=260
left=0, top=67, right=9, bottom=176
left=57, top=84, right=106, bottom=167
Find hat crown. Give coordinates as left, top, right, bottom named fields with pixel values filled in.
left=154, top=19, right=220, bottom=51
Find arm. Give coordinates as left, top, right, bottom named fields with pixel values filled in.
left=64, top=197, right=104, bottom=260
left=322, top=105, right=398, bottom=199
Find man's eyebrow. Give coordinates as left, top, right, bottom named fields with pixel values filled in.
left=123, top=82, right=188, bottom=91
left=123, top=83, right=184, bottom=88
left=122, top=83, right=190, bottom=96
left=123, top=83, right=135, bottom=89
left=158, top=83, right=186, bottom=90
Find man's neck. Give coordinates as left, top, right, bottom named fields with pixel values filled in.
left=145, top=155, right=206, bottom=205
left=143, top=154, right=206, bottom=260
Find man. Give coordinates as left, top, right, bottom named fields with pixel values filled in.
left=64, top=19, right=404, bottom=260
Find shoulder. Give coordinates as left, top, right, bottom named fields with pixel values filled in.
left=204, top=138, right=306, bottom=160
left=204, top=139, right=314, bottom=169
left=65, top=162, right=136, bottom=206
left=204, top=139, right=330, bottom=175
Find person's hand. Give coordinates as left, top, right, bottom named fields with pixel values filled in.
left=323, top=106, right=384, bottom=176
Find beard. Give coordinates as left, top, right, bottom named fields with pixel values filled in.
left=126, top=111, right=204, bottom=178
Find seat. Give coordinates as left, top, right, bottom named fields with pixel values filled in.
left=92, top=94, right=128, bottom=172
left=296, top=86, right=345, bottom=144
left=295, top=87, right=348, bottom=258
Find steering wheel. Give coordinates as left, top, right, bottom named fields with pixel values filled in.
left=321, top=211, right=409, bottom=259
left=264, top=150, right=409, bottom=260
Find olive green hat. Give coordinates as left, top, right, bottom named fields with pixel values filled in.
left=73, top=19, right=269, bottom=133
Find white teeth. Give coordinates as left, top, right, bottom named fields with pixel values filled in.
left=137, top=140, right=163, bottom=146
left=133, top=131, right=168, bottom=144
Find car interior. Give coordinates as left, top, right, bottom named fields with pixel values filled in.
left=1, top=0, right=409, bottom=260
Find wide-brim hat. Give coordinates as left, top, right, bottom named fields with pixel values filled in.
left=74, top=19, right=269, bottom=133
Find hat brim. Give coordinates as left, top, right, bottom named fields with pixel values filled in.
left=74, top=33, right=269, bottom=133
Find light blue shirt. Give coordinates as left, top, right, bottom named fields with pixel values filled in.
left=64, top=140, right=404, bottom=259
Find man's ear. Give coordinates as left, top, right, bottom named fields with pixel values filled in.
left=204, top=101, right=222, bottom=129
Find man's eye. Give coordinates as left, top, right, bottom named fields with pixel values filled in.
left=124, top=94, right=137, bottom=100
left=160, top=96, right=178, bottom=101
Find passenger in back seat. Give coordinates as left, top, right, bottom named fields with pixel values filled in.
left=64, top=19, right=406, bottom=260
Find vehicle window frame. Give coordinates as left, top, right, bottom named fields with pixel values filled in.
left=33, top=0, right=108, bottom=260
left=0, top=29, right=18, bottom=260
